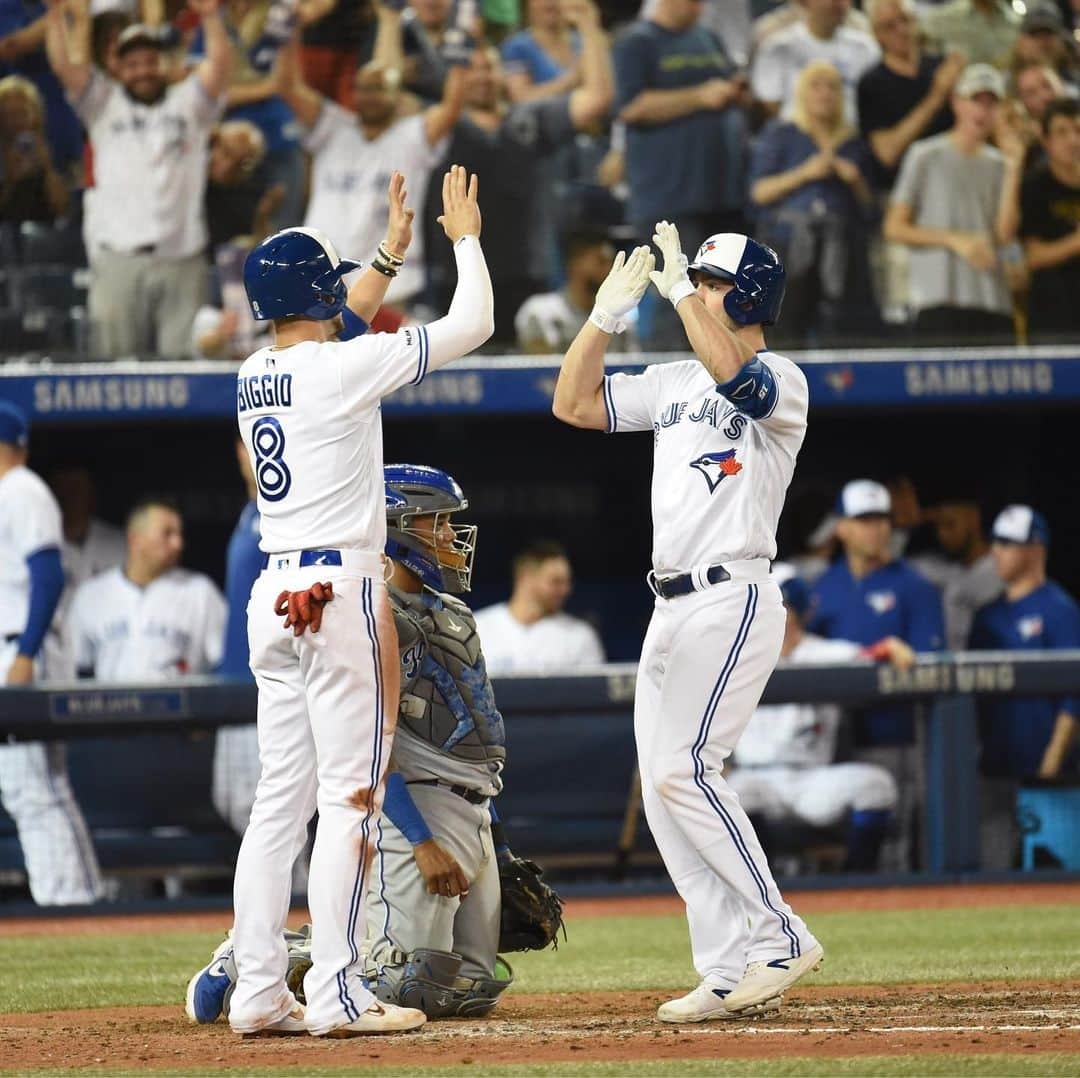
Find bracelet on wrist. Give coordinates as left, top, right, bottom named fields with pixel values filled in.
left=377, top=243, right=405, bottom=266
left=372, top=258, right=398, bottom=278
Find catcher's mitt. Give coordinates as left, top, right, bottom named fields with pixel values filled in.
left=497, top=857, right=565, bottom=953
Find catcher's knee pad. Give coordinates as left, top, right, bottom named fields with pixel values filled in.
left=285, top=926, right=313, bottom=1005
left=451, top=956, right=514, bottom=1018
left=382, top=948, right=465, bottom=1019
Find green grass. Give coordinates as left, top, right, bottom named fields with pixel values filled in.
left=3, top=903, right=1079, bottom=1014
left=7, top=1058, right=1080, bottom=1077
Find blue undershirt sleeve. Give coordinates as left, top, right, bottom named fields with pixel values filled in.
left=382, top=771, right=434, bottom=845
left=19, top=547, right=64, bottom=659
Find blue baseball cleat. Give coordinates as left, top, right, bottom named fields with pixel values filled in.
left=185, top=935, right=237, bottom=1024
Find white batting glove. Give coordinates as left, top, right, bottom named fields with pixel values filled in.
left=589, top=244, right=655, bottom=334
left=649, top=220, right=695, bottom=308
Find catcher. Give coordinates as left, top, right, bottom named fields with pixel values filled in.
left=187, top=464, right=563, bottom=1026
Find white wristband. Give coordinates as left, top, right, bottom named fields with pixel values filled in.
left=588, top=305, right=626, bottom=335
left=668, top=277, right=696, bottom=308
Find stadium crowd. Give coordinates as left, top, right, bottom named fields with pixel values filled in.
left=0, top=0, right=1076, bottom=356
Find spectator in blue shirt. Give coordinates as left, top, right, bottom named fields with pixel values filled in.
left=749, top=60, right=879, bottom=344
left=502, top=0, right=581, bottom=103
left=968, top=505, right=1079, bottom=868
left=613, top=0, right=750, bottom=346
left=808, top=478, right=945, bottom=869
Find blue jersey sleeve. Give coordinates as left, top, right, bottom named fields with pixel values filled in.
left=383, top=772, right=434, bottom=845
left=19, top=547, right=64, bottom=659
left=220, top=504, right=264, bottom=679
left=1046, top=595, right=1080, bottom=718
left=904, top=571, right=945, bottom=652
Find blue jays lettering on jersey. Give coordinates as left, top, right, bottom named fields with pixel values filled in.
left=221, top=501, right=263, bottom=679
left=809, top=558, right=945, bottom=744
left=969, top=580, right=1080, bottom=778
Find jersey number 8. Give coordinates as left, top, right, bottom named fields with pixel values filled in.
left=252, top=416, right=292, bottom=502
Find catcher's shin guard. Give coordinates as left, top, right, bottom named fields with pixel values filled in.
left=451, top=956, right=514, bottom=1018
left=377, top=949, right=465, bottom=1018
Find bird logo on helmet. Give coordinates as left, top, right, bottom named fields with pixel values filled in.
left=687, top=233, right=786, bottom=326
left=384, top=464, right=477, bottom=593
left=243, top=227, right=364, bottom=322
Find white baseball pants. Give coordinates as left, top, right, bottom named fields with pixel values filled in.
left=635, top=575, right=819, bottom=989
left=229, top=555, right=399, bottom=1036
left=728, top=763, right=899, bottom=827
left=0, top=641, right=103, bottom=906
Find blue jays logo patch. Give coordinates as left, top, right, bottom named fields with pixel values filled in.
left=690, top=449, right=743, bottom=493
left=1018, top=615, right=1043, bottom=641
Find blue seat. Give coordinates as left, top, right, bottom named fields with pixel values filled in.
left=1017, top=786, right=1080, bottom=870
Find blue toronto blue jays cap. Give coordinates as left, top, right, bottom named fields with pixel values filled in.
left=836, top=479, right=891, bottom=519
left=992, top=505, right=1050, bottom=547
left=0, top=401, right=29, bottom=448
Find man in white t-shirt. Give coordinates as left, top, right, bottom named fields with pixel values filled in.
left=44, top=1, right=232, bottom=359
left=68, top=499, right=226, bottom=681
left=751, top=0, right=879, bottom=121
left=474, top=540, right=605, bottom=675
left=275, top=2, right=466, bottom=306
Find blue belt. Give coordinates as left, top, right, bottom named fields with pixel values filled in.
left=647, top=563, right=732, bottom=600
left=260, top=549, right=343, bottom=570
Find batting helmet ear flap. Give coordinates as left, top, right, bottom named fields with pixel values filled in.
left=722, top=239, right=786, bottom=327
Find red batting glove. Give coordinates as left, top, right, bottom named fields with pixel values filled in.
left=273, top=581, right=335, bottom=636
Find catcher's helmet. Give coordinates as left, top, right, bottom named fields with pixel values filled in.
left=243, top=227, right=363, bottom=321
left=384, top=464, right=477, bottom=593
left=687, top=233, right=786, bottom=326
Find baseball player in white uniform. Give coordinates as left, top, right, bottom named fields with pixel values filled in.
left=0, top=403, right=104, bottom=906
left=727, top=566, right=902, bottom=872
left=67, top=499, right=226, bottom=681
left=228, top=164, right=493, bottom=1038
left=553, top=224, right=823, bottom=1022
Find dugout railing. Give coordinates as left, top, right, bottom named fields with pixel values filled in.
left=1, top=650, right=1079, bottom=887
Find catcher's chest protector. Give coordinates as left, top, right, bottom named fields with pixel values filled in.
left=390, top=588, right=506, bottom=764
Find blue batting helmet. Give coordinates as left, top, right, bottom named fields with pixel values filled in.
left=385, top=464, right=477, bottom=593
left=687, top=233, right=786, bottom=326
left=243, top=227, right=363, bottom=321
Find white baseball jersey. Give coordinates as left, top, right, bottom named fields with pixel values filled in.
left=303, top=107, right=447, bottom=301
left=237, top=328, right=435, bottom=553
left=0, top=466, right=63, bottom=640
left=68, top=566, right=226, bottom=680
left=472, top=603, right=606, bottom=675
left=604, top=352, right=808, bottom=573
left=72, top=70, right=223, bottom=259
left=734, top=635, right=862, bottom=769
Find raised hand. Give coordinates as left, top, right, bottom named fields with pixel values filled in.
left=648, top=220, right=691, bottom=300
left=384, top=170, right=415, bottom=260
left=436, top=164, right=481, bottom=242
left=594, top=245, right=655, bottom=320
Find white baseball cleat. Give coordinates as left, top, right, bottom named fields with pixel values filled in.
left=316, top=1000, right=427, bottom=1037
left=241, top=1003, right=307, bottom=1037
left=657, top=982, right=782, bottom=1023
left=723, top=942, right=825, bottom=1012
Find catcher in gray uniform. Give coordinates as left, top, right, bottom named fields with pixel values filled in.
left=186, top=465, right=562, bottom=1026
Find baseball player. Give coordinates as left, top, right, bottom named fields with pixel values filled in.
left=726, top=567, right=904, bottom=873
left=189, top=464, right=542, bottom=1026
left=0, top=402, right=104, bottom=906
left=212, top=170, right=419, bottom=838
left=67, top=499, right=227, bottom=681
left=228, top=164, right=493, bottom=1038
left=552, top=224, right=823, bottom=1022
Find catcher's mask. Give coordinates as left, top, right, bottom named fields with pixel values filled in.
left=384, top=464, right=476, bottom=593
